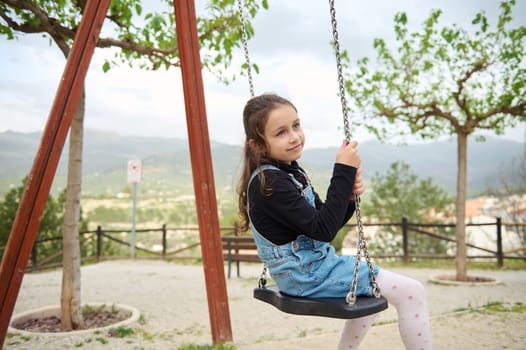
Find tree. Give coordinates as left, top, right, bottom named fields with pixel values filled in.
left=361, top=161, right=454, bottom=256
left=0, top=179, right=88, bottom=263
left=0, top=0, right=267, bottom=330
left=344, top=0, right=525, bottom=280
left=0, top=178, right=60, bottom=261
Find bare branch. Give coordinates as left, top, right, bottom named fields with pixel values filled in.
left=474, top=103, right=526, bottom=130
left=454, top=61, right=489, bottom=121
left=395, top=95, right=461, bottom=131
left=97, top=37, right=179, bottom=69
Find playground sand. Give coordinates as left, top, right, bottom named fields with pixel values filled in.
left=4, top=259, right=526, bottom=350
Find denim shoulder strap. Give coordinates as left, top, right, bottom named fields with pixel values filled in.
left=247, top=165, right=280, bottom=223
left=248, top=165, right=314, bottom=208
left=248, top=164, right=280, bottom=188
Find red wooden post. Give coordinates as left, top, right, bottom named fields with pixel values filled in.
left=172, top=0, right=233, bottom=343
left=0, top=0, right=110, bottom=345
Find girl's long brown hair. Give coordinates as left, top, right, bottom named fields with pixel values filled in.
left=237, top=93, right=297, bottom=232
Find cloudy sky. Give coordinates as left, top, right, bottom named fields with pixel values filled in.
left=1, top=0, right=524, bottom=149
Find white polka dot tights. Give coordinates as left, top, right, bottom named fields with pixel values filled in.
left=337, top=269, right=432, bottom=349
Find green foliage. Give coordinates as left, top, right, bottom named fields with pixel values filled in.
left=363, top=162, right=453, bottom=222
left=343, top=0, right=525, bottom=278
left=0, top=0, right=269, bottom=81
left=344, top=0, right=525, bottom=141
left=362, top=162, right=454, bottom=255
left=89, top=206, right=131, bottom=223
left=0, top=178, right=89, bottom=262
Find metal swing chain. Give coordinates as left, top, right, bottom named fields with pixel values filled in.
left=236, top=0, right=255, bottom=98
left=328, top=0, right=381, bottom=304
left=239, top=0, right=380, bottom=299
left=328, top=0, right=351, bottom=142
left=237, top=0, right=269, bottom=287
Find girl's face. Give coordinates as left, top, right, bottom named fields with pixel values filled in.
left=263, top=104, right=305, bottom=164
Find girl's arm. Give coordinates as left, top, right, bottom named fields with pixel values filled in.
left=252, top=164, right=357, bottom=243
left=314, top=188, right=356, bottom=228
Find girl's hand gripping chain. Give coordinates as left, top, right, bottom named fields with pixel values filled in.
left=352, top=167, right=364, bottom=197
left=335, top=140, right=361, bottom=168
left=336, top=140, right=363, bottom=199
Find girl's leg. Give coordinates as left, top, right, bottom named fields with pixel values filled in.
left=376, top=269, right=433, bottom=350
left=337, top=313, right=379, bottom=349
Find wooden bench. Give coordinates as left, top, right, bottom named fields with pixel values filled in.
left=221, top=235, right=260, bottom=278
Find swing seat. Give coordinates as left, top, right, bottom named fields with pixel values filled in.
left=254, top=285, right=388, bottom=319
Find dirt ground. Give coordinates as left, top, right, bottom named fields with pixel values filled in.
left=4, top=260, right=526, bottom=349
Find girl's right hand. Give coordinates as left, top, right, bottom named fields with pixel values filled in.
left=335, top=140, right=361, bottom=168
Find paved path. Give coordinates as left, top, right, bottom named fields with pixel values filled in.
left=4, top=260, right=526, bottom=349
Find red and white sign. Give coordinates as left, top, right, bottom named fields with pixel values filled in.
left=127, top=159, right=142, bottom=184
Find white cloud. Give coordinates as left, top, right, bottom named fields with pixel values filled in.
left=0, top=0, right=524, bottom=147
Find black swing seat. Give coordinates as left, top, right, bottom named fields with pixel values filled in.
left=254, top=285, right=388, bottom=319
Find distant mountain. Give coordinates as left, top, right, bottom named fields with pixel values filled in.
left=0, top=129, right=523, bottom=197
left=303, top=137, right=524, bottom=192
left=0, top=129, right=188, bottom=177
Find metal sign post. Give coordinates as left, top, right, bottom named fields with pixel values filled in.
left=127, top=159, right=142, bottom=258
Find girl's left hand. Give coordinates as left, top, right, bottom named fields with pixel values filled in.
left=352, top=167, right=364, bottom=198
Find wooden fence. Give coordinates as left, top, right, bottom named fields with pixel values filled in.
left=25, top=217, right=526, bottom=271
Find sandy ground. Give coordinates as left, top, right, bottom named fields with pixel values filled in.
left=3, top=260, right=526, bottom=350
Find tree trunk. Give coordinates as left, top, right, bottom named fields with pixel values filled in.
left=60, top=88, right=85, bottom=330
left=455, top=132, right=468, bottom=281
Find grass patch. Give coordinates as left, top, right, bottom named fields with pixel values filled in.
left=75, top=337, right=95, bottom=346
left=172, top=322, right=205, bottom=336
left=373, top=319, right=397, bottom=326
left=255, top=335, right=276, bottom=344
left=138, top=314, right=146, bottom=325
left=176, top=344, right=237, bottom=350
left=95, top=337, right=109, bottom=344
left=134, top=328, right=155, bottom=341
left=110, top=304, right=120, bottom=315
left=108, top=326, right=134, bottom=338
left=82, top=304, right=106, bottom=316
left=454, top=301, right=526, bottom=314
left=5, top=332, right=31, bottom=347
left=5, top=333, right=29, bottom=341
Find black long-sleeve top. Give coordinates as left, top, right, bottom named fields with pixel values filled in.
left=248, top=161, right=358, bottom=245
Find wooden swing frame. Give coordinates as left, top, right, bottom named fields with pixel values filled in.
left=0, top=0, right=232, bottom=346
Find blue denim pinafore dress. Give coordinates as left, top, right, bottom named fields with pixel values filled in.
left=248, top=165, right=379, bottom=298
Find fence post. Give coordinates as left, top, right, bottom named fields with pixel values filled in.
left=402, top=217, right=409, bottom=263
left=96, top=225, right=102, bottom=262
left=31, top=243, right=37, bottom=269
left=496, top=217, right=503, bottom=268
left=162, top=224, right=167, bottom=259
left=234, top=222, right=240, bottom=277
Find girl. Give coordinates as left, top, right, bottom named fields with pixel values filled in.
left=237, top=93, right=432, bottom=349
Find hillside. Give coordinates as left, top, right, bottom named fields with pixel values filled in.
left=0, top=129, right=523, bottom=197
